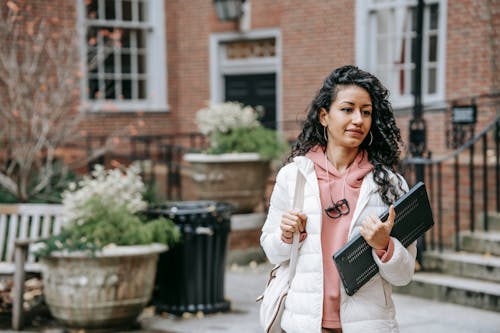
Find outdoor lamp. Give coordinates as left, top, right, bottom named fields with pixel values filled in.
left=213, top=0, right=245, bottom=21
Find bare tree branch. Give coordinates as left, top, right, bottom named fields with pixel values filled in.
left=0, top=4, right=83, bottom=201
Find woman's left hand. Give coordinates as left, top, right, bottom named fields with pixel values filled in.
left=359, top=205, right=395, bottom=250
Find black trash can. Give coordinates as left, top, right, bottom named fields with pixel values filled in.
left=147, top=201, right=233, bottom=315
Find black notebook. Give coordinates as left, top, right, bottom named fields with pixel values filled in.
left=333, top=181, right=434, bottom=296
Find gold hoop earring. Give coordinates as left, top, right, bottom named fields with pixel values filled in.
left=323, top=126, right=328, bottom=142
left=368, top=131, right=373, bottom=146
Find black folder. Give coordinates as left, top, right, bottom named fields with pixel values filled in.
left=333, top=181, right=434, bottom=296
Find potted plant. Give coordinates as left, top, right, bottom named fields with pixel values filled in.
left=184, top=101, right=287, bottom=214
left=32, top=163, right=180, bottom=330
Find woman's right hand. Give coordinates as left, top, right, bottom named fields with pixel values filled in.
left=280, top=210, right=308, bottom=243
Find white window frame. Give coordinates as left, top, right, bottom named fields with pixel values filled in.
left=77, top=0, right=168, bottom=112
left=209, top=29, right=283, bottom=131
left=356, top=0, right=447, bottom=110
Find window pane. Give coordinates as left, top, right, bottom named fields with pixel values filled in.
left=122, top=30, right=131, bottom=48
left=373, top=8, right=392, bottom=68
left=88, top=79, right=99, bottom=99
left=410, top=69, right=415, bottom=95
left=86, top=0, right=98, bottom=19
left=104, top=53, right=115, bottom=73
left=86, top=27, right=98, bottom=47
left=138, top=54, right=146, bottom=74
left=83, top=0, right=151, bottom=104
left=411, top=35, right=417, bottom=65
left=376, top=8, right=390, bottom=34
left=428, top=67, right=437, bottom=94
left=137, top=30, right=146, bottom=49
left=105, top=0, right=116, bottom=20
left=366, top=1, right=441, bottom=104
left=429, top=35, right=438, bottom=62
left=87, top=48, right=98, bottom=74
left=376, top=68, right=391, bottom=91
left=377, top=36, right=391, bottom=65
left=88, top=27, right=121, bottom=48
left=121, top=53, right=131, bottom=73
left=395, top=65, right=405, bottom=95
left=410, top=6, right=417, bottom=32
left=123, top=0, right=132, bottom=21
left=105, top=80, right=116, bottom=99
left=123, top=80, right=132, bottom=99
left=139, top=0, right=147, bottom=21
left=430, top=4, right=439, bottom=30
left=138, top=80, right=146, bottom=99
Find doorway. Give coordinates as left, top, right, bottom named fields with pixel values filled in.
left=224, top=73, right=276, bottom=129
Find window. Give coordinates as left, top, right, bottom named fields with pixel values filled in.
left=78, top=0, right=167, bottom=112
left=356, top=0, right=446, bottom=108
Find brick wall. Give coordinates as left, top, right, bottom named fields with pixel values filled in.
left=446, top=0, right=496, bottom=100
left=164, top=0, right=499, bottom=253
left=164, top=0, right=498, bottom=150
left=15, top=0, right=495, bottom=153
left=164, top=0, right=357, bottom=140
left=444, top=0, right=498, bottom=147
left=9, top=1, right=497, bottom=145
left=5, top=1, right=499, bottom=251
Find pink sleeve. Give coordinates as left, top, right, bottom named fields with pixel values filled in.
left=375, top=238, right=395, bottom=263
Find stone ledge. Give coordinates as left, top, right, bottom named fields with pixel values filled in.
left=227, top=247, right=266, bottom=266
left=424, top=250, right=500, bottom=283
left=231, top=213, right=266, bottom=231
left=394, top=272, right=500, bottom=312
left=460, top=231, right=500, bottom=256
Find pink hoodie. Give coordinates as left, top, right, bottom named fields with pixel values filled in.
left=305, top=145, right=394, bottom=329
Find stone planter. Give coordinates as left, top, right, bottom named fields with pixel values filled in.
left=184, top=153, right=271, bottom=213
left=40, top=243, right=166, bottom=329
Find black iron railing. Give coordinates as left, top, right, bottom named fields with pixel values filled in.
left=402, top=115, right=499, bottom=252
left=80, top=112, right=499, bottom=254
left=84, top=132, right=207, bottom=201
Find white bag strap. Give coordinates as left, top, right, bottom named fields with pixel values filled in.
left=288, top=169, right=305, bottom=283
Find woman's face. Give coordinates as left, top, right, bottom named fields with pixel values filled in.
left=320, top=85, right=373, bottom=150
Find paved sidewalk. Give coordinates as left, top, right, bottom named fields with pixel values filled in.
left=140, top=262, right=500, bottom=333
left=2, top=262, right=500, bottom=333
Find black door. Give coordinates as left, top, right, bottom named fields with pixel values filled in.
left=224, top=73, right=276, bottom=129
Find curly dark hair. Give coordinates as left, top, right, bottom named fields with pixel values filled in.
left=289, top=65, right=405, bottom=205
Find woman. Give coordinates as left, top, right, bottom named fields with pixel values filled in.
left=260, top=65, right=417, bottom=333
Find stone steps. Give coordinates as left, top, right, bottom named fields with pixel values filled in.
left=460, top=231, right=500, bottom=256
left=394, top=272, right=500, bottom=312
left=394, top=223, right=500, bottom=312
left=477, top=212, right=500, bottom=231
left=423, top=250, right=500, bottom=283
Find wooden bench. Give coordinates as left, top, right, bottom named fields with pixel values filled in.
left=0, top=203, right=64, bottom=330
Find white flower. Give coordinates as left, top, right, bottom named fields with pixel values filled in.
left=196, top=101, right=260, bottom=135
left=62, top=163, right=147, bottom=227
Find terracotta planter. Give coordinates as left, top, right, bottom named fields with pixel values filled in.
left=184, top=153, right=271, bottom=213
left=40, top=243, right=166, bottom=329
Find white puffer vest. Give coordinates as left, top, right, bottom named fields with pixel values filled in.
left=260, top=156, right=417, bottom=333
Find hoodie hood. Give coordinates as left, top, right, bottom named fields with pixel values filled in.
left=305, top=145, right=373, bottom=190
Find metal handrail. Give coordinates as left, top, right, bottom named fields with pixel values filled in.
left=403, top=115, right=499, bottom=252
left=403, top=115, right=499, bottom=165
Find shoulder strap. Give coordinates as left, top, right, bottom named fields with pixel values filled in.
left=288, top=169, right=305, bottom=282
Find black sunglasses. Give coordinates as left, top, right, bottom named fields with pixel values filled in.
left=324, top=198, right=350, bottom=219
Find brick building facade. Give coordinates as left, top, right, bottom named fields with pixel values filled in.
left=2, top=0, right=499, bottom=253
left=77, top=0, right=498, bottom=156
left=7, top=0, right=495, bottom=156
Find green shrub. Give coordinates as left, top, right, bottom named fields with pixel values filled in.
left=195, top=101, right=287, bottom=161
left=210, top=126, right=287, bottom=160
left=32, top=164, right=181, bottom=257
left=33, top=198, right=180, bottom=257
